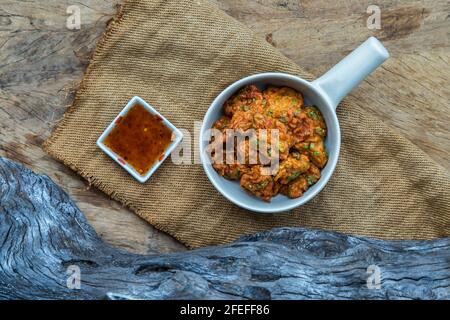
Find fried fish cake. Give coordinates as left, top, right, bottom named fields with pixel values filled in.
left=229, top=110, right=254, bottom=131
left=280, top=162, right=322, bottom=199
left=263, top=86, right=303, bottom=124
left=213, top=163, right=250, bottom=180
left=303, top=106, right=327, bottom=138
left=212, top=115, right=231, bottom=131
left=274, top=153, right=311, bottom=184
left=291, top=106, right=326, bottom=143
left=240, top=165, right=276, bottom=202
left=224, top=84, right=265, bottom=116
left=295, top=135, right=327, bottom=168
left=280, top=176, right=309, bottom=199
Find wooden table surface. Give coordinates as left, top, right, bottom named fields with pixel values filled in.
left=1, top=0, right=449, bottom=253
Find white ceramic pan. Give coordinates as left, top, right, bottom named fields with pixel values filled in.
left=200, top=37, right=389, bottom=213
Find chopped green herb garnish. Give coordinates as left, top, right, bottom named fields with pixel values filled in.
left=292, top=151, right=300, bottom=160
left=279, top=116, right=288, bottom=123
left=262, top=99, right=267, bottom=106
left=267, top=148, right=272, bottom=156
left=291, top=99, right=298, bottom=106
left=294, top=108, right=301, bottom=116
left=313, top=151, right=321, bottom=156
left=309, top=143, right=315, bottom=148
left=256, top=180, right=269, bottom=189
left=242, top=105, right=250, bottom=111
left=315, top=127, right=324, bottom=135
left=266, top=108, right=274, bottom=116
left=306, top=175, right=314, bottom=185
left=308, top=111, right=318, bottom=119
left=302, top=144, right=310, bottom=149
left=288, top=171, right=301, bottom=182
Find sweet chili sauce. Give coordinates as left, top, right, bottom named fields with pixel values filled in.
left=103, top=103, right=173, bottom=176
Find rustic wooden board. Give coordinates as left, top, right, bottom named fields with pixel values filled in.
left=1, top=0, right=449, bottom=253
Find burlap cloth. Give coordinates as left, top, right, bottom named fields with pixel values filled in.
left=43, top=0, right=450, bottom=248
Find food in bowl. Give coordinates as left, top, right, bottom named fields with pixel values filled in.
left=207, top=85, right=328, bottom=202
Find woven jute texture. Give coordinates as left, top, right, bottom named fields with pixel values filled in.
left=44, top=0, right=450, bottom=248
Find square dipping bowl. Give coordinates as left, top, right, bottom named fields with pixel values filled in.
left=97, top=96, right=183, bottom=183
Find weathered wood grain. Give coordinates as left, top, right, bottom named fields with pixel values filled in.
left=0, top=0, right=185, bottom=254
left=0, top=156, right=449, bottom=300
left=0, top=0, right=449, bottom=254
left=213, top=0, right=450, bottom=168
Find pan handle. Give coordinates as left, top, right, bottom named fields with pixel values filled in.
left=311, top=37, right=389, bottom=109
